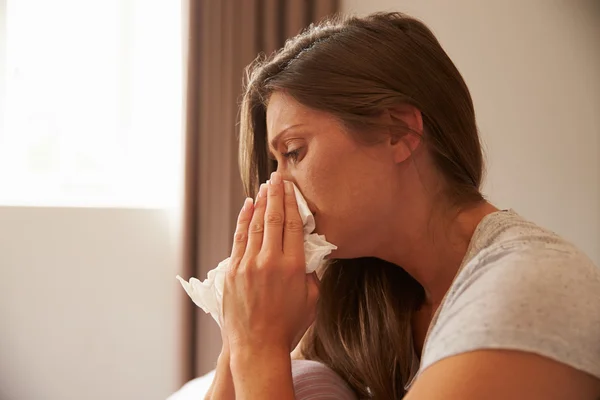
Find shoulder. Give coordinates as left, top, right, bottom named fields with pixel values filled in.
left=292, top=359, right=358, bottom=400
left=453, top=233, right=599, bottom=304
left=423, top=214, right=600, bottom=380
left=447, top=210, right=599, bottom=313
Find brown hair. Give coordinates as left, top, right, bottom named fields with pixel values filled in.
left=239, top=12, right=484, bottom=399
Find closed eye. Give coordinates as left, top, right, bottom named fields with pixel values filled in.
left=283, top=149, right=301, bottom=163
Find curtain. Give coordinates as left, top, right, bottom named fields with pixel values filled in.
left=180, top=0, right=339, bottom=384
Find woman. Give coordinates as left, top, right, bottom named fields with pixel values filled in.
left=205, top=12, right=600, bottom=399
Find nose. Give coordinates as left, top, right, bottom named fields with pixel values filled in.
left=276, top=167, right=294, bottom=185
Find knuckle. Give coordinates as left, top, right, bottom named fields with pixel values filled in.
left=257, top=252, right=276, bottom=267
left=237, top=213, right=252, bottom=223
left=240, top=255, right=256, bottom=268
left=268, top=185, right=281, bottom=197
left=249, top=222, right=264, bottom=234
left=285, top=254, right=305, bottom=269
left=285, top=218, right=304, bottom=232
left=225, top=268, right=237, bottom=281
left=225, top=266, right=241, bottom=284
left=229, top=254, right=242, bottom=268
left=265, top=211, right=284, bottom=226
left=236, top=257, right=255, bottom=275
left=239, top=265, right=254, bottom=278
left=233, top=230, right=247, bottom=243
left=284, top=195, right=297, bottom=206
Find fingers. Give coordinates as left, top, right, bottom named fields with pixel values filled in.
left=262, top=172, right=285, bottom=253
left=283, top=180, right=305, bottom=259
left=246, top=183, right=268, bottom=257
left=230, top=197, right=254, bottom=268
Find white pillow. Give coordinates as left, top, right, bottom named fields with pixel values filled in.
left=166, top=369, right=216, bottom=400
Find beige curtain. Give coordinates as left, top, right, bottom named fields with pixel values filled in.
left=179, top=0, right=339, bottom=384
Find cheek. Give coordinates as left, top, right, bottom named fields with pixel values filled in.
left=309, top=161, right=389, bottom=234
left=301, top=163, right=359, bottom=236
left=293, top=140, right=386, bottom=215
left=300, top=147, right=372, bottom=210
left=303, top=154, right=341, bottom=205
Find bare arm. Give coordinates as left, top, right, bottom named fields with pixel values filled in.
left=206, top=330, right=308, bottom=400
left=230, top=345, right=296, bottom=400
left=204, top=349, right=235, bottom=400
left=405, top=350, right=600, bottom=400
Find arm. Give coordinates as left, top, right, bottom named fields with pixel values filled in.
left=230, top=351, right=359, bottom=400
left=204, top=349, right=235, bottom=400
left=206, top=327, right=311, bottom=399
left=230, top=345, right=296, bottom=400
left=405, top=349, right=600, bottom=399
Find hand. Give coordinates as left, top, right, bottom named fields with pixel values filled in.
left=222, top=172, right=319, bottom=357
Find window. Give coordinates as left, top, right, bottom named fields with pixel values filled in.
left=0, top=0, right=183, bottom=208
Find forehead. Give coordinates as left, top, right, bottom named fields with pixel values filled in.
left=265, top=92, right=312, bottom=140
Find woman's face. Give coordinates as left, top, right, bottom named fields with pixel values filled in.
left=266, top=91, right=401, bottom=259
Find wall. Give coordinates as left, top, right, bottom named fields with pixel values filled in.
left=342, top=0, right=600, bottom=265
left=0, top=207, right=181, bottom=400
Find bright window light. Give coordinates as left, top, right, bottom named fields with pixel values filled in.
left=0, top=0, right=183, bottom=208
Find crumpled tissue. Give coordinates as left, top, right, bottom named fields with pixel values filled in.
left=176, top=182, right=337, bottom=327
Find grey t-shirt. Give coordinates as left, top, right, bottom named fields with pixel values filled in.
left=410, top=209, right=600, bottom=386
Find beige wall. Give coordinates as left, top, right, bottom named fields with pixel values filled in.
left=342, top=0, right=600, bottom=265
left=0, top=207, right=181, bottom=400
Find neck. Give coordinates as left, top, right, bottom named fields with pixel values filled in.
left=377, top=200, right=498, bottom=306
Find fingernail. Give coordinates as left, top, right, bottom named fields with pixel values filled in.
left=271, top=172, right=281, bottom=185
left=242, top=197, right=253, bottom=211
left=259, top=183, right=268, bottom=198
left=284, top=181, right=293, bottom=194
left=256, top=184, right=266, bottom=200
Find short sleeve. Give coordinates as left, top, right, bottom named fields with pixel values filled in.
left=292, top=359, right=358, bottom=400
left=421, top=245, right=600, bottom=380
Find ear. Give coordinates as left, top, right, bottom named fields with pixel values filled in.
left=386, top=104, right=424, bottom=164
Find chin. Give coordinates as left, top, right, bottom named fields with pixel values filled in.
left=315, top=222, right=361, bottom=259
left=324, top=248, right=339, bottom=259
left=327, top=250, right=358, bottom=260
left=323, top=236, right=373, bottom=260
left=323, top=244, right=355, bottom=260
left=315, top=230, right=341, bottom=259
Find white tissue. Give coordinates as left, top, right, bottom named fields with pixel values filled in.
left=176, top=183, right=337, bottom=327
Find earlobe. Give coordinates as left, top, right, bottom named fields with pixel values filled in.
left=387, top=104, right=424, bottom=163
left=393, top=138, right=416, bottom=163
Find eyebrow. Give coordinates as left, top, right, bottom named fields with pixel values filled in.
left=268, top=123, right=305, bottom=155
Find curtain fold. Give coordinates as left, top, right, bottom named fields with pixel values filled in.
left=180, top=0, right=338, bottom=384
